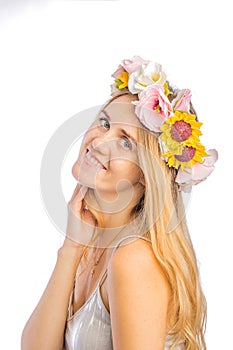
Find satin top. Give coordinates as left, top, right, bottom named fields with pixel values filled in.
left=64, top=235, right=186, bottom=350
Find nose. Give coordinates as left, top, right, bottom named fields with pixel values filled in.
left=91, top=133, right=106, bottom=151
left=91, top=133, right=110, bottom=155
left=91, top=135, right=104, bottom=150
left=91, top=132, right=116, bottom=155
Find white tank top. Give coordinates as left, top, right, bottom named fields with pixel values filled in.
left=64, top=235, right=186, bottom=350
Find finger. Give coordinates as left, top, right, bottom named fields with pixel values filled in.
left=76, top=185, right=88, bottom=202
left=69, top=185, right=88, bottom=214
left=73, top=186, right=88, bottom=212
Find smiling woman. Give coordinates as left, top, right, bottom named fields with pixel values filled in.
left=72, top=96, right=144, bottom=211
left=21, top=55, right=218, bottom=350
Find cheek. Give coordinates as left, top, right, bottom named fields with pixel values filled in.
left=71, top=159, right=80, bottom=181
left=110, top=159, right=142, bottom=184
left=72, top=128, right=97, bottom=174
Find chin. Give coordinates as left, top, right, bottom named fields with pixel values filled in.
left=73, top=168, right=96, bottom=189
left=72, top=169, right=92, bottom=187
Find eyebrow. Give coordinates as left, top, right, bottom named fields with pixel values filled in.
left=101, top=109, right=137, bottom=145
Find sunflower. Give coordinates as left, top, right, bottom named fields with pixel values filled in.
left=163, top=142, right=208, bottom=170
left=160, top=110, right=203, bottom=155
left=115, top=71, right=129, bottom=90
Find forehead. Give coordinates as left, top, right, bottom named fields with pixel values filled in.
left=103, top=100, right=142, bottom=129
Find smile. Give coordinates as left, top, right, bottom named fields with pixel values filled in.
left=84, top=149, right=107, bottom=171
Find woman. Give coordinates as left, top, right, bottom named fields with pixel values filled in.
left=21, top=56, right=218, bottom=350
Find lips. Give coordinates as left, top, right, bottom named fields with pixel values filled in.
left=85, top=148, right=107, bottom=170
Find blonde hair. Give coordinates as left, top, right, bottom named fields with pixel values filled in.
left=137, top=124, right=207, bottom=349
left=82, top=91, right=207, bottom=349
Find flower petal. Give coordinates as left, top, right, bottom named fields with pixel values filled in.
left=121, top=55, right=148, bottom=74
left=143, top=107, right=166, bottom=131
left=175, top=148, right=218, bottom=188
left=172, top=89, right=192, bottom=113
left=202, top=149, right=218, bottom=166
left=175, top=168, right=193, bottom=186
left=127, top=61, right=166, bottom=94
left=132, top=84, right=173, bottom=132
left=112, top=65, right=124, bottom=79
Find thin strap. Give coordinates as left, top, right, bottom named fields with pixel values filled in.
left=67, top=235, right=151, bottom=318
left=98, top=234, right=151, bottom=288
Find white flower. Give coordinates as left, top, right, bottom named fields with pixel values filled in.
left=128, top=61, right=166, bottom=94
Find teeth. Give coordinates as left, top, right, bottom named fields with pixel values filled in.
left=86, top=151, right=104, bottom=169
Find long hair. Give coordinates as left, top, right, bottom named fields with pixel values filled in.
left=136, top=123, right=207, bottom=349
left=81, top=91, right=207, bottom=349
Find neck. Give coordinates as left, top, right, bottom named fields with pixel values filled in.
left=85, top=184, right=143, bottom=229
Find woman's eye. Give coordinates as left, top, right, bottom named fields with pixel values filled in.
left=99, top=117, right=110, bottom=130
left=121, top=137, right=132, bottom=150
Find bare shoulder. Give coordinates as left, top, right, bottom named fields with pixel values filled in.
left=107, top=237, right=171, bottom=349
left=108, top=237, right=170, bottom=292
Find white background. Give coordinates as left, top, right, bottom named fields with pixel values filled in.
left=0, top=0, right=232, bottom=348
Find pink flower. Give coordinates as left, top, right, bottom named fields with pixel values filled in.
left=132, top=84, right=173, bottom=132
left=175, top=149, right=218, bottom=190
left=112, top=66, right=125, bottom=79
left=112, top=55, right=148, bottom=78
left=172, top=89, right=192, bottom=113
left=122, top=55, right=149, bottom=74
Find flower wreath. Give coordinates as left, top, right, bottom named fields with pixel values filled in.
left=110, top=55, right=218, bottom=191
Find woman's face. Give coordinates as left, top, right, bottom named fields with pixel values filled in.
left=72, top=95, right=144, bottom=202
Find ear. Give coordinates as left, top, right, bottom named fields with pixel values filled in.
left=139, top=173, right=145, bottom=186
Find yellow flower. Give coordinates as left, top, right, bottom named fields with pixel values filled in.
left=163, top=82, right=173, bottom=97
left=161, top=110, right=203, bottom=154
left=115, top=71, right=129, bottom=90
left=164, top=142, right=208, bottom=170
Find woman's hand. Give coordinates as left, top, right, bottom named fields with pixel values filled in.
left=64, top=183, right=96, bottom=249
left=21, top=183, right=95, bottom=350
